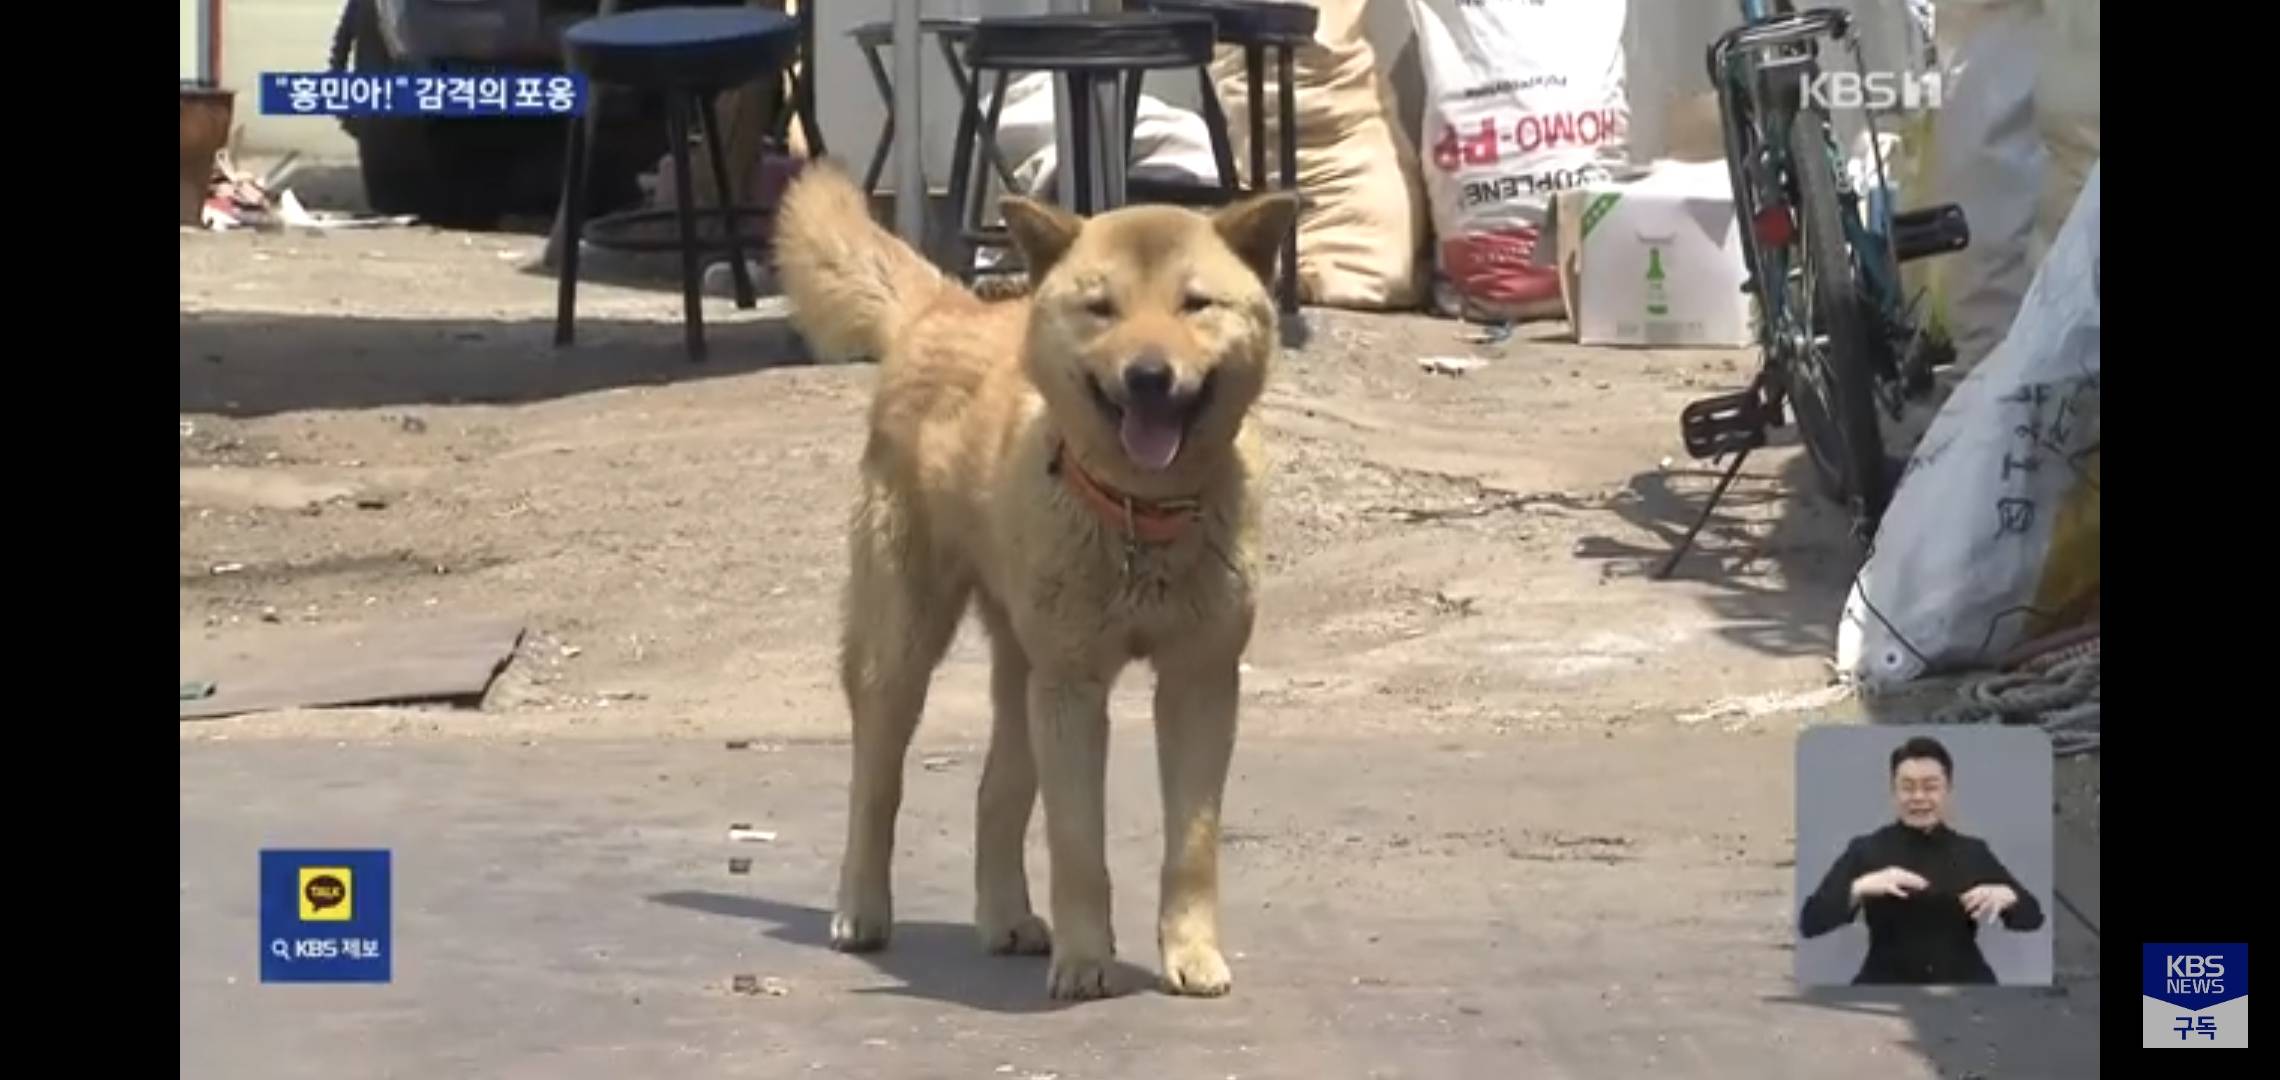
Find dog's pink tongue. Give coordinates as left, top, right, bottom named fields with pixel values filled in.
left=1119, top=410, right=1184, bottom=471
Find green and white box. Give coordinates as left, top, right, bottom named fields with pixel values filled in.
left=1556, top=160, right=1753, bottom=348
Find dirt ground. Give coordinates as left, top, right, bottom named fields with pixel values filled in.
left=180, top=223, right=1861, bottom=743
left=180, top=223, right=2100, bottom=1077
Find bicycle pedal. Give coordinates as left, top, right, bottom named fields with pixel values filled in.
left=1679, top=391, right=1772, bottom=460
left=1893, top=203, right=1970, bottom=263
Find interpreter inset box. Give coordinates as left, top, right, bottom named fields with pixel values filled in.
left=1793, top=727, right=2053, bottom=988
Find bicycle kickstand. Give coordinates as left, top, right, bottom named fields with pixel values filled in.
left=1654, top=448, right=1753, bottom=580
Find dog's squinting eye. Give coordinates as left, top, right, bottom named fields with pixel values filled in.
left=1084, top=297, right=1116, bottom=319
left=1181, top=294, right=1217, bottom=314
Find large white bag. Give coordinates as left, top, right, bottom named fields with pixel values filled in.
left=2033, top=0, right=2099, bottom=258
left=980, top=72, right=1223, bottom=203
left=1836, top=162, right=2100, bottom=689
left=1405, top=0, right=1629, bottom=320
left=967, top=73, right=1222, bottom=272
left=1924, top=0, right=2047, bottom=371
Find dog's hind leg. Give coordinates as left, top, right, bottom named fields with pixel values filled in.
left=973, top=601, right=1051, bottom=955
left=831, top=490, right=969, bottom=953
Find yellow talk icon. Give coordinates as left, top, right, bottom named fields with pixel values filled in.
left=298, top=867, right=353, bottom=922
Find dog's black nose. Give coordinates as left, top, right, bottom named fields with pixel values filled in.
left=1122, top=352, right=1174, bottom=402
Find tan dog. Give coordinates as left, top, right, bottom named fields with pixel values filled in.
left=771, top=162, right=1297, bottom=1000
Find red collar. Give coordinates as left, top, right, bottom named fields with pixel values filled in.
left=1050, top=441, right=1203, bottom=545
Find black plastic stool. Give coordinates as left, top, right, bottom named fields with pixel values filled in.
left=595, top=0, right=826, bottom=155
left=849, top=18, right=1021, bottom=199
left=781, top=0, right=824, bottom=156
left=944, top=13, right=1231, bottom=280
left=1130, top=0, right=1317, bottom=344
left=553, top=7, right=801, bottom=363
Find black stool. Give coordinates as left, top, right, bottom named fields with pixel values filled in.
left=944, top=14, right=1233, bottom=280
left=596, top=0, right=826, bottom=155
left=849, top=18, right=1021, bottom=199
left=553, top=7, right=801, bottom=363
left=781, top=0, right=823, bottom=156
left=1130, top=0, right=1317, bottom=344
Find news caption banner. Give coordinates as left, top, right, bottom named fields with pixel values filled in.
left=260, top=849, right=392, bottom=984
left=258, top=73, right=588, bottom=118
left=2142, top=943, right=2247, bottom=1048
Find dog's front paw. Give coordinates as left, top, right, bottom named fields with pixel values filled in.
left=830, top=904, right=891, bottom=953
left=978, top=912, right=1053, bottom=955
left=1161, top=939, right=1232, bottom=997
left=1046, top=950, right=1118, bottom=1000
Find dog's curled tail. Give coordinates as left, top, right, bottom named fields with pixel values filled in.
left=772, top=160, right=949, bottom=364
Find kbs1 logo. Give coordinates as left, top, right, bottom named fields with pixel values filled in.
left=2142, top=943, right=2248, bottom=1048
left=1802, top=71, right=1945, bottom=112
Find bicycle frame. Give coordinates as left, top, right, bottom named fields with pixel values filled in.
left=1659, top=0, right=1968, bottom=576
left=1714, top=0, right=1914, bottom=398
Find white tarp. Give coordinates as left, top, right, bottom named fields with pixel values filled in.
left=982, top=72, right=1224, bottom=202
left=967, top=73, right=1221, bottom=271
left=1836, top=160, right=2099, bottom=688
left=1923, top=0, right=2047, bottom=371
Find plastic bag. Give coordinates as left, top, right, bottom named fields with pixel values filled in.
left=1923, top=0, right=2047, bottom=371
left=2032, top=0, right=2099, bottom=259
left=969, top=73, right=1221, bottom=271
left=1406, top=0, right=1629, bottom=320
left=1836, top=161, right=2100, bottom=688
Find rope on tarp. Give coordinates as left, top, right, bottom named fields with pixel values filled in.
left=1910, top=639, right=2100, bottom=755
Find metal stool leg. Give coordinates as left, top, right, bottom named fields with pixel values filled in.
left=1095, top=71, right=1122, bottom=208
left=1123, top=68, right=1146, bottom=176
left=665, top=95, right=707, bottom=363
left=859, top=41, right=895, bottom=195
left=1067, top=70, right=1096, bottom=215
left=694, top=93, right=757, bottom=310
left=795, top=2, right=824, bottom=155
left=1195, top=67, right=1239, bottom=194
left=1275, top=42, right=1306, bottom=345
left=944, top=63, right=984, bottom=278
left=955, top=70, right=1012, bottom=278
left=1244, top=44, right=1266, bottom=192
left=937, top=37, right=1021, bottom=191
left=553, top=88, right=595, bottom=347
left=975, top=70, right=1011, bottom=213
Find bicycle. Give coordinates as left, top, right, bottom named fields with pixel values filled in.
left=1657, top=0, right=1970, bottom=578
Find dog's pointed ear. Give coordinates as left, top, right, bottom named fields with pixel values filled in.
left=1212, top=191, right=1302, bottom=288
left=1000, top=196, right=1085, bottom=281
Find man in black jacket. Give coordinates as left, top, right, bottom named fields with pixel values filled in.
left=1799, top=735, right=2045, bottom=985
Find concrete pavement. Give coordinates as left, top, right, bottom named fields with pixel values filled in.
left=181, top=731, right=2098, bottom=1078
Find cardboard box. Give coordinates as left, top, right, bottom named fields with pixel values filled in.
left=1554, top=160, right=1754, bottom=348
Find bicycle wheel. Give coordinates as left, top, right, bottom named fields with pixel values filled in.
left=1780, top=107, right=1891, bottom=529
